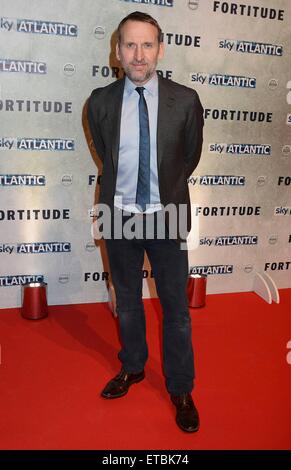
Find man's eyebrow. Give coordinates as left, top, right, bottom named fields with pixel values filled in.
left=123, top=41, right=154, bottom=43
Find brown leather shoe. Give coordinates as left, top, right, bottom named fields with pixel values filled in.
left=101, top=368, right=145, bottom=399
left=171, top=393, right=200, bottom=433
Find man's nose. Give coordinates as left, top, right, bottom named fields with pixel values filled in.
left=134, top=46, right=144, bottom=62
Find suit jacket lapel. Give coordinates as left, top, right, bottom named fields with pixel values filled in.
left=109, top=77, right=125, bottom=174
left=157, top=75, right=175, bottom=170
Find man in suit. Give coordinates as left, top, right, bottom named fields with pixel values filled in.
left=87, top=11, right=204, bottom=433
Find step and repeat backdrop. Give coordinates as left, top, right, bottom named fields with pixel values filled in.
left=0, top=0, right=290, bottom=308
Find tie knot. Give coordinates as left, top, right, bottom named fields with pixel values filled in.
left=135, top=87, right=145, bottom=96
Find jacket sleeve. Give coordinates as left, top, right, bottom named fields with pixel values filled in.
left=184, top=90, right=204, bottom=179
left=87, top=91, right=105, bottom=163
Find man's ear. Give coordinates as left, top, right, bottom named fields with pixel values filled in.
left=158, top=42, right=165, bottom=60
left=116, top=42, right=121, bottom=61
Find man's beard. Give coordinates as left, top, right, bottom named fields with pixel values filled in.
left=125, top=63, right=155, bottom=84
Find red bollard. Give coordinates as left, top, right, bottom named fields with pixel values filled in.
left=21, top=282, right=48, bottom=320
left=187, top=274, right=207, bottom=308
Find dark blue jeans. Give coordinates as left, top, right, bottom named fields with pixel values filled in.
left=105, top=212, right=194, bottom=395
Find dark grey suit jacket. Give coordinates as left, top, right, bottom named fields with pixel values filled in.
left=87, top=75, right=204, bottom=236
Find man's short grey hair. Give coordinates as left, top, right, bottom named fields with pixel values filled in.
left=117, top=11, right=163, bottom=44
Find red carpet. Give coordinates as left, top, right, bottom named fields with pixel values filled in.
left=1, top=290, right=291, bottom=450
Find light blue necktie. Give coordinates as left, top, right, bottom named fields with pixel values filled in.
left=135, top=87, right=150, bottom=212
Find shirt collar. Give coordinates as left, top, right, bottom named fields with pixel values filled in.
left=124, top=72, right=158, bottom=98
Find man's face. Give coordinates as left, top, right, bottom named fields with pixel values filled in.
left=116, top=20, right=164, bottom=85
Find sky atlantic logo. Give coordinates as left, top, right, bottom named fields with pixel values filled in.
left=274, top=206, right=291, bottom=216
left=0, top=138, right=74, bottom=151
left=218, top=39, right=283, bottom=56
left=119, top=0, right=173, bottom=7
left=209, top=143, right=271, bottom=156
left=0, top=242, right=71, bottom=254
left=190, top=265, right=233, bottom=275
left=200, top=235, right=258, bottom=247
left=188, top=175, right=245, bottom=186
left=190, top=73, right=256, bottom=88
left=0, top=245, right=15, bottom=254
left=0, top=274, right=44, bottom=287
left=0, top=17, right=77, bottom=36
left=0, top=59, right=46, bottom=74
left=0, top=174, right=45, bottom=186
left=16, top=242, right=71, bottom=254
